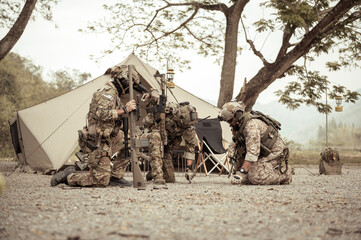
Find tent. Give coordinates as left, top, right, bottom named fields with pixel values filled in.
left=10, top=53, right=232, bottom=171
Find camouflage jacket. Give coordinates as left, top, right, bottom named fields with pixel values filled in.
left=232, top=118, right=286, bottom=163
left=87, top=81, right=125, bottom=138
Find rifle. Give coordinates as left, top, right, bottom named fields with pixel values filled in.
left=228, top=157, right=236, bottom=178
left=146, top=73, right=167, bottom=147
left=127, top=65, right=146, bottom=189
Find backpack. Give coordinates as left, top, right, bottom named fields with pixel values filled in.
left=174, top=102, right=198, bottom=128
left=319, top=148, right=342, bottom=175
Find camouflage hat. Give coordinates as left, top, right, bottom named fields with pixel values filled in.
left=219, top=101, right=245, bottom=122
left=105, top=65, right=140, bottom=84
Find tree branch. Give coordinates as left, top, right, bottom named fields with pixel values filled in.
left=0, top=0, right=38, bottom=61
left=275, top=25, right=295, bottom=62
left=240, top=16, right=269, bottom=65
left=140, top=6, right=199, bottom=48
left=321, top=10, right=361, bottom=36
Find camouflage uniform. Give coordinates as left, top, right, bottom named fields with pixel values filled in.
left=235, top=118, right=292, bottom=185
left=221, top=101, right=292, bottom=185
left=143, top=101, right=198, bottom=183
left=67, top=81, right=129, bottom=187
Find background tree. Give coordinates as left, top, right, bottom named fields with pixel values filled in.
left=0, top=52, right=90, bottom=157
left=314, top=118, right=361, bottom=150
left=0, top=0, right=58, bottom=61
left=84, top=0, right=360, bottom=110
left=49, top=69, right=90, bottom=95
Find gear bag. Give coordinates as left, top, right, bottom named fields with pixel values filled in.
left=319, top=148, right=342, bottom=175
left=174, top=102, right=198, bottom=128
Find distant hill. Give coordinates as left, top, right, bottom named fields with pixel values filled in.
left=254, top=89, right=361, bottom=144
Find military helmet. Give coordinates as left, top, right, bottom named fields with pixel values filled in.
left=219, top=101, right=245, bottom=122
left=105, top=65, right=140, bottom=84
left=166, top=102, right=179, bottom=114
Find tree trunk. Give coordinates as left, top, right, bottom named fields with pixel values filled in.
left=217, top=0, right=249, bottom=108
left=0, top=0, right=38, bottom=61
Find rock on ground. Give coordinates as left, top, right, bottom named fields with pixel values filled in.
left=0, top=161, right=360, bottom=240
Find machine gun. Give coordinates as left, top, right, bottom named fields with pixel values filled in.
left=146, top=73, right=167, bottom=147
left=126, top=65, right=146, bottom=189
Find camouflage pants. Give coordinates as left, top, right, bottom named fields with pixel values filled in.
left=145, top=127, right=198, bottom=183
left=141, top=131, right=163, bottom=180
left=245, top=159, right=293, bottom=185
left=67, top=131, right=128, bottom=187
left=162, top=128, right=197, bottom=182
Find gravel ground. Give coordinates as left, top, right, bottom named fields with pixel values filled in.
left=1, top=161, right=361, bottom=240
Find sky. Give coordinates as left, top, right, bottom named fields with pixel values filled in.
left=1, top=0, right=360, bottom=106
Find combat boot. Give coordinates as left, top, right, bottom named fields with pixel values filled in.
left=146, top=171, right=154, bottom=181
left=279, top=167, right=293, bottom=185
left=50, top=166, right=76, bottom=186
left=109, top=176, right=133, bottom=187
left=185, top=169, right=195, bottom=183
left=154, top=176, right=166, bottom=185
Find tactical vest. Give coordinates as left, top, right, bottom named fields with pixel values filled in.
left=173, top=102, right=198, bottom=128
left=235, top=111, right=281, bottom=157
left=78, top=83, right=122, bottom=152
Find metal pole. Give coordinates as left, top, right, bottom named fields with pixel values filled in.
left=326, top=84, right=328, bottom=148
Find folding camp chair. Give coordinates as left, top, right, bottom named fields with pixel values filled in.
left=195, top=139, right=230, bottom=175
left=194, top=118, right=230, bottom=176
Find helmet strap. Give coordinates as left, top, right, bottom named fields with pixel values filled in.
left=234, top=110, right=244, bottom=121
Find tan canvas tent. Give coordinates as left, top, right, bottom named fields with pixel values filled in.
left=10, top=54, right=231, bottom=171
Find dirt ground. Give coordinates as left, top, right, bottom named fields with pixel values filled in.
left=1, top=161, right=360, bottom=240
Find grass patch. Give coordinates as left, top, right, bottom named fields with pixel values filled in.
left=289, top=150, right=361, bottom=165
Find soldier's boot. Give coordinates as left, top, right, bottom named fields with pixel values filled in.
left=50, top=166, right=76, bottom=186
left=163, top=171, right=176, bottom=183
left=162, top=160, right=175, bottom=183
left=146, top=171, right=154, bottom=181
left=230, top=173, right=249, bottom=185
left=185, top=167, right=195, bottom=183
left=154, top=176, right=166, bottom=185
left=279, top=167, right=293, bottom=185
left=109, top=176, right=133, bottom=187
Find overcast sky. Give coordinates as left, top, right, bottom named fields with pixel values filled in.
left=1, top=0, right=360, bottom=106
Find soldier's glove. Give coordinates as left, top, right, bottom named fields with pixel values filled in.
left=230, top=173, right=248, bottom=185
left=125, top=99, right=136, bottom=112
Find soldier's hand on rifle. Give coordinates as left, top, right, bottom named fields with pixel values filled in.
left=125, top=100, right=136, bottom=113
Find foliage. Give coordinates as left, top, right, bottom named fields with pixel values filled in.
left=0, top=52, right=90, bottom=157
left=288, top=149, right=361, bottom=165
left=81, top=0, right=226, bottom=69
left=0, top=0, right=58, bottom=29
left=84, top=0, right=361, bottom=110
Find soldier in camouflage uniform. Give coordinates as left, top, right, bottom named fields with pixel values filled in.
left=51, top=65, right=146, bottom=187
left=219, top=101, right=293, bottom=185
left=142, top=90, right=198, bottom=184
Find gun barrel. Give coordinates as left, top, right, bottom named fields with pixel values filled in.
left=128, top=65, right=146, bottom=189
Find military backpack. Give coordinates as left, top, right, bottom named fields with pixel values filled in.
left=173, top=102, right=198, bottom=128
left=319, top=147, right=342, bottom=175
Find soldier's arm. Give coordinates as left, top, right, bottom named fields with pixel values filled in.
left=242, top=119, right=262, bottom=171
left=94, top=90, right=119, bottom=121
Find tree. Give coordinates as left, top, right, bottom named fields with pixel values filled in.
left=85, top=0, right=360, bottom=110
left=49, top=69, right=90, bottom=95
left=0, top=0, right=58, bottom=61
left=0, top=52, right=90, bottom=157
